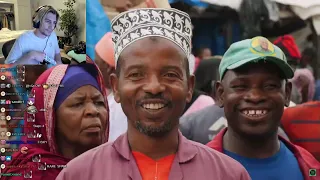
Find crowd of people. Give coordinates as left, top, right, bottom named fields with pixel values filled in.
left=0, top=3, right=320, bottom=180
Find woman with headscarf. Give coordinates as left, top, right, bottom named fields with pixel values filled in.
left=1, top=57, right=109, bottom=180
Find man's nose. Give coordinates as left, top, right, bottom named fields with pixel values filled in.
left=142, top=75, right=165, bottom=95
left=244, top=88, right=267, bottom=104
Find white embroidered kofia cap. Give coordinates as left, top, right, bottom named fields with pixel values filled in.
left=111, top=8, right=193, bottom=66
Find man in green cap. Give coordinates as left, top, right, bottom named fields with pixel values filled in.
left=207, top=36, right=320, bottom=180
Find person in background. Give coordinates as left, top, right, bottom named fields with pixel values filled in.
left=194, top=57, right=221, bottom=95
left=95, top=33, right=115, bottom=94
left=95, top=32, right=127, bottom=141
left=196, top=47, right=212, bottom=60
left=207, top=36, right=320, bottom=180
left=291, top=68, right=315, bottom=103
left=2, top=59, right=109, bottom=180
left=182, top=58, right=217, bottom=116
left=193, top=47, right=213, bottom=71
left=280, top=45, right=319, bottom=161
left=56, top=8, right=250, bottom=180
left=5, top=6, right=61, bottom=66
left=86, top=0, right=111, bottom=60
left=274, top=35, right=315, bottom=104
left=282, top=101, right=320, bottom=161
left=300, top=47, right=315, bottom=73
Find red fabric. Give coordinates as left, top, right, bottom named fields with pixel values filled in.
left=194, top=57, right=200, bottom=73
left=207, top=128, right=320, bottom=180
left=281, top=101, right=320, bottom=161
left=273, top=35, right=301, bottom=60
left=2, top=56, right=109, bottom=180
left=132, top=151, right=175, bottom=180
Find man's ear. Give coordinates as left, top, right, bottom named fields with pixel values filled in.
left=109, top=73, right=120, bottom=103
left=186, top=75, right=195, bottom=103
left=284, top=81, right=292, bottom=107
left=215, top=81, right=224, bottom=108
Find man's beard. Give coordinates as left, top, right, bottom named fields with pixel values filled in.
left=134, top=118, right=178, bottom=138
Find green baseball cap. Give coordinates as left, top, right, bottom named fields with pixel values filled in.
left=219, top=36, right=294, bottom=80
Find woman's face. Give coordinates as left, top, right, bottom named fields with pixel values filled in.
left=55, top=85, right=108, bottom=150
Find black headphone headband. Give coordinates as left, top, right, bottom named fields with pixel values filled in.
left=35, top=5, right=53, bottom=13
left=33, top=5, right=56, bottom=29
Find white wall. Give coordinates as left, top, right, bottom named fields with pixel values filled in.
left=0, top=0, right=18, bottom=29
left=76, top=0, right=85, bottom=43
left=17, top=0, right=32, bottom=30
left=31, top=0, right=86, bottom=43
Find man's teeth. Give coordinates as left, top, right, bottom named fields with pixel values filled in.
left=143, top=103, right=165, bottom=110
left=242, top=110, right=267, bottom=116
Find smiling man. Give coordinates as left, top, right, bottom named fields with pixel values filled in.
left=56, top=8, right=250, bottom=180
left=5, top=5, right=61, bottom=65
left=207, top=36, right=320, bottom=180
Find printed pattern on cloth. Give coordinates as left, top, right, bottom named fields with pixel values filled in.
left=44, top=65, right=68, bottom=154
left=111, top=8, right=192, bottom=63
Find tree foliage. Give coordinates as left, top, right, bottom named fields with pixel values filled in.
left=59, top=0, right=78, bottom=45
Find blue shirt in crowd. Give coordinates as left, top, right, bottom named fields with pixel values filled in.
left=224, top=141, right=304, bottom=180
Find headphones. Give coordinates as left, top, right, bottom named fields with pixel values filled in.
left=32, top=5, right=56, bottom=29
